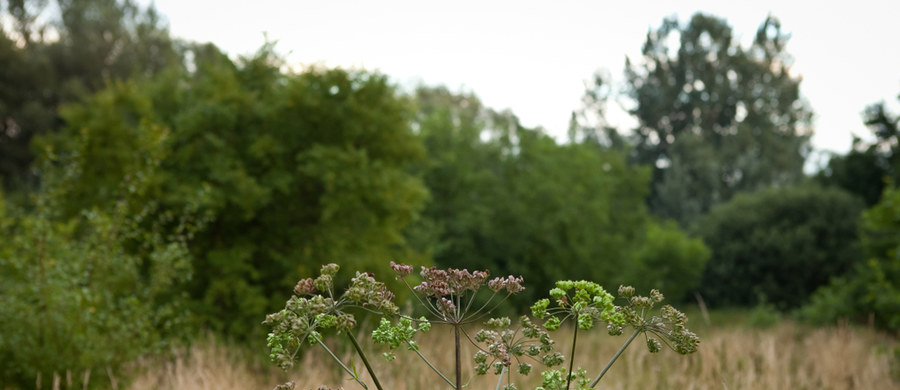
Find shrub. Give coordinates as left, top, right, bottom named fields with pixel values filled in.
left=698, top=183, right=864, bottom=309
left=802, top=185, right=900, bottom=330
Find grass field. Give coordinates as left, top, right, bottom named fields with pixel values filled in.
left=128, top=317, right=899, bottom=390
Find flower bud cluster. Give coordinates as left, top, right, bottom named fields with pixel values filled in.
left=613, top=285, right=700, bottom=355
left=473, top=316, right=561, bottom=388
left=390, top=262, right=525, bottom=322
left=414, top=266, right=492, bottom=296
left=389, top=261, right=413, bottom=277
left=371, top=316, right=431, bottom=361
left=294, top=278, right=316, bottom=295
left=263, top=263, right=399, bottom=370
left=535, top=367, right=588, bottom=390
left=488, top=275, right=525, bottom=293
left=346, top=271, right=399, bottom=314
left=531, top=280, right=623, bottom=332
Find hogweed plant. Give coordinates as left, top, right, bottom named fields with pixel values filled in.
left=376, top=261, right=527, bottom=389
left=263, top=264, right=699, bottom=390
left=530, top=283, right=700, bottom=390
left=471, top=316, right=563, bottom=390
left=263, top=264, right=399, bottom=390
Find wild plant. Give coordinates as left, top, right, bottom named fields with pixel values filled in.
left=262, top=264, right=399, bottom=389
left=530, top=282, right=699, bottom=389
left=263, top=264, right=699, bottom=390
left=374, top=261, right=529, bottom=389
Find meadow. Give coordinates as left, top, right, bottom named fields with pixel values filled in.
left=129, top=318, right=899, bottom=390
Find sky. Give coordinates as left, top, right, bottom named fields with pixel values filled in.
left=146, top=0, right=899, bottom=158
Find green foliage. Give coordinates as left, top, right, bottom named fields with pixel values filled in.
left=576, top=13, right=811, bottom=226
left=265, top=264, right=699, bottom=390
left=818, top=96, right=900, bottom=206
left=0, top=0, right=180, bottom=189
left=623, top=220, right=710, bottom=302
left=0, top=128, right=194, bottom=386
left=744, top=301, right=781, bottom=329
left=263, top=264, right=399, bottom=371
left=803, top=185, right=900, bottom=330
left=47, top=48, right=428, bottom=338
left=410, top=87, right=660, bottom=305
left=698, top=183, right=864, bottom=309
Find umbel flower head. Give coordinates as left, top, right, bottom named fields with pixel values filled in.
left=262, top=263, right=399, bottom=370
left=610, top=285, right=700, bottom=355
left=530, top=280, right=624, bottom=332
left=389, top=261, right=524, bottom=323
left=472, top=316, right=563, bottom=385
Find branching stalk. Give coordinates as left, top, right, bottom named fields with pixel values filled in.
left=495, top=365, right=507, bottom=390
left=313, top=335, right=369, bottom=389
left=405, top=340, right=456, bottom=387
left=566, top=325, right=578, bottom=390
left=454, top=325, right=462, bottom=389
left=346, top=332, right=383, bottom=390
left=588, top=329, right=640, bottom=388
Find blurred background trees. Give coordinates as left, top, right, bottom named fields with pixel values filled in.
left=575, top=14, right=812, bottom=228
left=0, top=0, right=179, bottom=190
left=42, top=47, right=430, bottom=337
left=697, top=183, right=864, bottom=309
left=409, top=87, right=707, bottom=304
left=817, top=97, right=900, bottom=206
left=1, top=2, right=898, bottom=386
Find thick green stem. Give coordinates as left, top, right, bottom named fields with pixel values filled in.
left=346, top=332, right=383, bottom=390
left=406, top=340, right=455, bottom=387
left=454, top=325, right=462, bottom=390
left=313, top=335, right=368, bottom=389
left=566, top=325, right=579, bottom=390
left=588, top=329, right=640, bottom=388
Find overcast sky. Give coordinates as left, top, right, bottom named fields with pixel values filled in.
left=146, top=0, right=899, bottom=157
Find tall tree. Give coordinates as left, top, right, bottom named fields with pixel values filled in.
left=44, top=47, right=428, bottom=338
left=411, top=87, right=707, bottom=304
left=582, top=13, right=812, bottom=226
left=0, top=120, right=195, bottom=387
left=818, top=96, right=900, bottom=206
left=0, top=0, right=179, bottom=190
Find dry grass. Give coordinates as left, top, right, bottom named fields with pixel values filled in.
left=129, top=322, right=899, bottom=390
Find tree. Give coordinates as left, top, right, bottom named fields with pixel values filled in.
left=580, top=13, right=812, bottom=226
left=44, top=46, right=428, bottom=338
left=0, top=0, right=180, bottom=190
left=623, top=220, right=709, bottom=303
left=818, top=96, right=900, bottom=206
left=802, top=183, right=900, bottom=331
left=410, top=87, right=707, bottom=304
left=0, top=122, right=194, bottom=387
left=698, top=183, right=864, bottom=309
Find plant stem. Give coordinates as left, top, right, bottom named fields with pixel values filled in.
left=313, top=335, right=368, bottom=389
left=346, top=332, right=384, bottom=390
left=406, top=340, right=456, bottom=387
left=455, top=325, right=462, bottom=390
left=495, top=365, right=507, bottom=390
left=566, top=325, right=579, bottom=390
left=588, top=329, right=640, bottom=388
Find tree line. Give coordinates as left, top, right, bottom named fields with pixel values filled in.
left=1, top=1, right=898, bottom=387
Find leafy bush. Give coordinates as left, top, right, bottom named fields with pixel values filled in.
left=41, top=47, right=428, bottom=338
left=698, top=183, right=864, bottom=309
left=622, top=220, right=710, bottom=303
left=0, top=131, right=197, bottom=387
left=410, top=87, right=699, bottom=307
left=802, top=186, right=900, bottom=330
